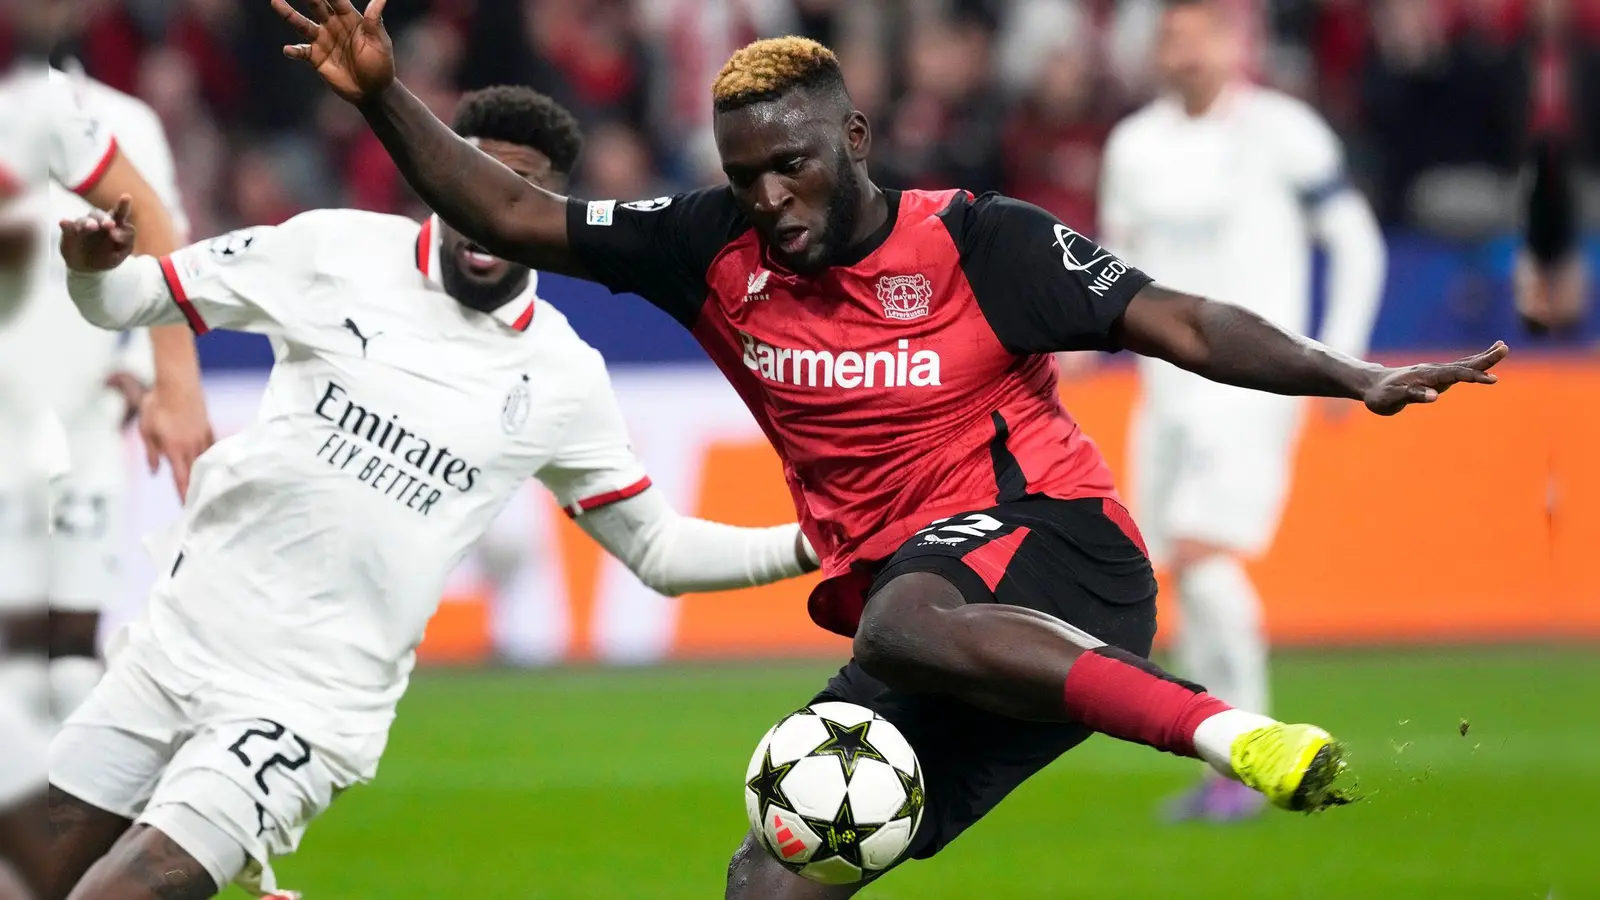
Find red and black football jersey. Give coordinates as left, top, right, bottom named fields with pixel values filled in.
left=567, top=188, right=1153, bottom=635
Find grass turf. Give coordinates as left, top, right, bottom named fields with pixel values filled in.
left=250, top=647, right=1597, bottom=899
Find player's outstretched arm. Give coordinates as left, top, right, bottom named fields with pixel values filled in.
left=576, top=490, right=819, bottom=597
left=273, top=0, right=580, bottom=277
left=1117, top=284, right=1509, bottom=416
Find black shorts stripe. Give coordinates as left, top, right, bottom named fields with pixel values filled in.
left=988, top=411, right=1026, bottom=504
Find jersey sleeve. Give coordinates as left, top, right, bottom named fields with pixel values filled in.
left=46, top=73, right=117, bottom=197
left=1275, top=99, right=1350, bottom=208
left=949, top=193, right=1153, bottom=354
left=564, top=188, right=746, bottom=328
left=157, top=216, right=320, bottom=335
left=534, top=360, right=652, bottom=518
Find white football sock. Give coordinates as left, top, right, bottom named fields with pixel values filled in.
left=49, top=656, right=105, bottom=725
left=1193, top=708, right=1277, bottom=779
left=1177, top=555, right=1270, bottom=716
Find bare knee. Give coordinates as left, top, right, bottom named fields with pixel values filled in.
left=1171, top=539, right=1233, bottom=575
left=851, top=572, right=964, bottom=686
left=725, top=832, right=858, bottom=900
left=49, top=612, right=100, bottom=660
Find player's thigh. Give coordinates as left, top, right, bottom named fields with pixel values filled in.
left=47, top=785, right=133, bottom=900
left=1167, top=397, right=1303, bottom=555
left=66, top=823, right=217, bottom=900
left=137, top=718, right=344, bottom=895
left=725, top=831, right=864, bottom=900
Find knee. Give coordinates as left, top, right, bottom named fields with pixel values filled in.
left=50, top=612, right=100, bottom=659
left=852, top=572, right=962, bottom=684
left=724, top=834, right=766, bottom=900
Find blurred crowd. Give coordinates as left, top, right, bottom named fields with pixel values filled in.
left=4, top=0, right=1598, bottom=241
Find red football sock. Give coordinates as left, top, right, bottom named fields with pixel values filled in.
left=1061, top=647, right=1232, bottom=758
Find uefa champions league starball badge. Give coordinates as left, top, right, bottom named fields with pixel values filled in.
left=501, top=375, right=531, bottom=434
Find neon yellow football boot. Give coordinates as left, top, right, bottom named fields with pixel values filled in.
left=1229, top=723, right=1356, bottom=812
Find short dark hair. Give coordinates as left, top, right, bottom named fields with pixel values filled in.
left=452, top=86, right=583, bottom=176
left=712, top=36, right=849, bottom=114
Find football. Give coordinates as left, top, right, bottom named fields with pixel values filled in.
left=744, top=701, right=925, bottom=884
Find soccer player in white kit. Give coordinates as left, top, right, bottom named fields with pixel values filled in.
left=0, top=54, right=206, bottom=897
left=48, top=86, right=821, bottom=900
left=1, top=61, right=189, bottom=729
left=1098, top=0, right=1386, bottom=820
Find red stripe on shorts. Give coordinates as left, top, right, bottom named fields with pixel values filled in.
left=960, top=526, right=1031, bottom=593
left=1101, top=499, right=1149, bottom=558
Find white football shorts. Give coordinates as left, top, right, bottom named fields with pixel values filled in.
left=1129, top=387, right=1304, bottom=564
left=50, top=637, right=385, bottom=894
left=0, top=689, right=48, bottom=808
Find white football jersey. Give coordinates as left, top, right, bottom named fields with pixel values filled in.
left=1100, top=84, right=1348, bottom=407
left=0, top=66, right=119, bottom=471
left=0, top=68, right=178, bottom=429
left=114, top=210, right=648, bottom=736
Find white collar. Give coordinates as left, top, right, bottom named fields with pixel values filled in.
left=416, top=214, right=539, bottom=332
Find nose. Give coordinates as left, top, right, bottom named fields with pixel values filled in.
left=751, top=173, right=793, bottom=216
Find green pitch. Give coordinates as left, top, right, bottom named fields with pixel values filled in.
left=250, top=648, right=1596, bottom=899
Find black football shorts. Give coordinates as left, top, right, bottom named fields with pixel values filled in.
left=810, top=495, right=1159, bottom=862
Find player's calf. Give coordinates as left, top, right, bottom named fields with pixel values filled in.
left=855, top=571, right=1354, bottom=809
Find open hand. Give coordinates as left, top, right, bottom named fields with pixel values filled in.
left=1362, top=342, right=1509, bottom=416
left=59, top=196, right=136, bottom=272
left=274, top=0, right=395, bottom=105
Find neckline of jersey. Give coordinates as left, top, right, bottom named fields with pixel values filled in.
left=832, top=188, right=902, bottom=269
left=416, top=215, right=538, bottom=332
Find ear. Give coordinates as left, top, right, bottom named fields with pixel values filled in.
left=846, top=110, right=871, bottom=164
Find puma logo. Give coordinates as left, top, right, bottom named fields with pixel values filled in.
left=342, top=318, right=382, bottom=357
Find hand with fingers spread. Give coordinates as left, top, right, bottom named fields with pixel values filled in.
left=59, top=195, right=138, bottom=272
left=274, top=0, right=395, bottom=104
left=1361, top=342, right=1510, bottom=416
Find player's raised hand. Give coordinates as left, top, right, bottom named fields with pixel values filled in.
left=274, top=0, right=394, bottom=105
left=59, top=196, right=136, bottom=272
left=1362, top=342, right=1509, bottom=416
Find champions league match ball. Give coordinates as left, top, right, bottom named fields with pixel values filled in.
left=744, top=702, right=925, bottom=885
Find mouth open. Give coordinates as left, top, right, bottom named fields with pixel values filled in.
left=774, top=224, right=811, bottom=256
left=459, top=242, right=501, bottom=275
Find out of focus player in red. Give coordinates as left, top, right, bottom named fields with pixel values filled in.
left=278, top=2, right=1507, bottom=895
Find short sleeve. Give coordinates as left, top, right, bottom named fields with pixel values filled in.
left=158, top=216, right=320, bottom=335
left=945, top=193, right=1153, bottom=355
left=1274, top=98, right=1349, bottom=208
left=534, top=362, right=652, bottom=518
left=46, top=73, right=117, bottom=197
left=564, top=188, right=747, bottom=329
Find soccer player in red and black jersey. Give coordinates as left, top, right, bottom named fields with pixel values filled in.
left=278, top=3, right=1508, bottom=894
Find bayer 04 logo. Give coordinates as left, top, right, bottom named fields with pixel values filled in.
left=744, top=701, right=925, bottom=884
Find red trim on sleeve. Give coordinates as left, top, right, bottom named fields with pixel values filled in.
left=158, top=255, right=209, bottom=335
left=415, top=218, right=432, bottom=277
left=70, top=137, right=119, bottom=197
left=563, top=476, right=653, bottom=517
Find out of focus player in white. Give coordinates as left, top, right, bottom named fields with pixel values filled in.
left=48, top=86, right=820, bottom=900
left=1, top=6, right=210, bottom=890
left=1099, top=0, right=1385, bottom=820
left=10, top=60, right=187, bottom=731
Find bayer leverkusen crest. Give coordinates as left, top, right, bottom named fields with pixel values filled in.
left=876, top=274, right=932, bottom=321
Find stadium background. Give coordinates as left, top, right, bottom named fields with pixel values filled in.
left=18, top=0, right=1600, bottom=896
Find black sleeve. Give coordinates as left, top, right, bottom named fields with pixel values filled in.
left=944, top=192, right=1153, bottom=354
left=565, top=187, right=748, bottom=329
